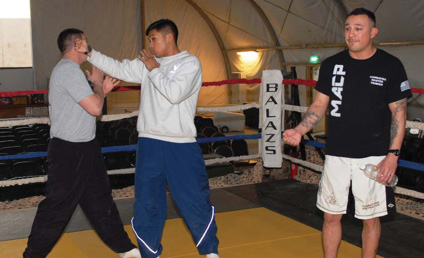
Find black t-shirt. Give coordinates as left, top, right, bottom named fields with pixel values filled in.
left=315, top=49, right=412, bottom=158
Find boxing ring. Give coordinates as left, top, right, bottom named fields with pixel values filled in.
left=1, top=71, right=424, bottom=202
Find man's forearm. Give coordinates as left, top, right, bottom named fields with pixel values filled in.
left=389, top=98, right=407, bottom=149
left=91, top=85, right=105, bottom=109
left=296, top=104, right=326, bottom=135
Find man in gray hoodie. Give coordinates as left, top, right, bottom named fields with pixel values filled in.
left=81, top=20, right=220, bottom=258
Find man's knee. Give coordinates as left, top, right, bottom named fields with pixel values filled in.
left=363, top=217, right=380, bottom=228
left=324, top=213, right=343, bottom=224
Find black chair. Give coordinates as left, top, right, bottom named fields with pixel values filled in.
left=12, top=125, right=31, bottom=133
left=397, top=167, right=424, bottom=193
left=128, top=116, right=138, bottom=125
left=243, top=108, right=259, bottom=129
left=128, top=125, right=137, bottom=133
left=104, top=139, right=127, bottom=147
left=214, top=145, right=234, bottom=157
left=401, top=135, right=423, bottom=162
left=97, top=134, right=113, bottom=147
left=0, top=140, right=19, bottom=148
left=0, top=162, right=13, bottom=180
left=26, top=144, right=48, bottom=152
left=40, top=132, right=50, bottom=141
left=35, top=126, right=50, bottom=135
left=100, top=121, right=115, bottom=133
left=11, top=160, right=45, bottom=178
left=118, top=119, right=131, bottom=128
left=196, top=133, right=210, bottom=154
left=115, top=128, right=131, bottom=145
left=22, top=138, right=42, bottom=148
left=0, top=132, right=14, bottom=137
left=33, top=124, right=50, bottom=131
left=103, top=152, right=134, bottom=170
left=0, top=146, right=23, bottom=155
left=202, top=126, right=218, bottom=138
left=230, top=139, right=255, bottom=167
left=0, top=127, right=12, bottom=134
left=16, top=129, right=35, bottom=137
left=203, top=118, right=215, bottom=127
left=108, top=125, right=120, bottom=137
left=211, top=132, right=228, bottom=151
left=129, top=132, right=139, bottom=145
left=19, top=134, right=40, bottom=142
left=0, top=135, right=16, bottom=141
left=37, top=128, right=50, bottom=137
left=231, top=139, right=249, bottom=156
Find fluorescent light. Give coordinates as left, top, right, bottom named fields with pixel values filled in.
left=237, top=51, right=259, bottom=62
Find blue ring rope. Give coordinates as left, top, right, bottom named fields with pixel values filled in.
left=1, top=134, right=423, bottom=172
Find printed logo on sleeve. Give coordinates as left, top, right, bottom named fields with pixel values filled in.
left=369, top=76, right=386, bottom=86
left=170, top=64, right=182, bottom=74
left=400, top=80, right=410, bottom=92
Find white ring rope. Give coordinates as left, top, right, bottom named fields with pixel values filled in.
left=0, top=117, right=50, bottom=127
left=0, top=176, right=47, bottom=187
left=282, top=154, right=324, bottom=172
left=1, top=86, right=423, bottom=201
left=197, top=103, right=260, bottom=113
left=394, top=187, right=424, bottom=199
left=99, top=111, right=139, bottom=122
left=0, top=154, right=261, bottom=187
left=282, top=154, right=424, bottom=199
left=282, top=104, right=309, bottom=113
left=406, top=120, right=424, bottom=130
left=1, top=104, right=423, bottom=130
left=204, top=154, right=260, bottom=165
left=4, top=155, right=423, bottom=199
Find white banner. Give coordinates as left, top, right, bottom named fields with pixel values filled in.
left=261, top=70, right=283, bottom=168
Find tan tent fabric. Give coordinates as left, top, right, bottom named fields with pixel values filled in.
left=26, top=0, right=424, bottom=118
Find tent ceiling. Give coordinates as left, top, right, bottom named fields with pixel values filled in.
left=191, top=0, right=424, bottom=48
left=29, top=0, right=424, bottom=109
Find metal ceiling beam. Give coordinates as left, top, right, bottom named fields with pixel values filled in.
left=248, top=0, right=287, bottom=72
left=225, top=40, right=424, bottom=52
left=185, top=0, right=233, bottom=78
left=332, top=0, right=348, bottom=20
left=141, top=0, right=146, bottom=48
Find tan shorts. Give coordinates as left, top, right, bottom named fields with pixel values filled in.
left=316, top=155, right=388, bottom=219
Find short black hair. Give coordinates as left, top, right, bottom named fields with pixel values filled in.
left=57, top=28, right=84, bottom=54
left=347, top=8, right=376, bottom=27
left=146, top=19, right=178, bottom=45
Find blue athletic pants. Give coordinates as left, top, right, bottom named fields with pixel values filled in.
left=132, top=137, right=219, bottom=258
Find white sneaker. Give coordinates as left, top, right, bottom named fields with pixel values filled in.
left=206, top=254, right=220, bottom=258
left=120, top=248, right=142, bottom=258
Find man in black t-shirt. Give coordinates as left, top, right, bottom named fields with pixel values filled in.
left=283, top=8, right=411, bottom=258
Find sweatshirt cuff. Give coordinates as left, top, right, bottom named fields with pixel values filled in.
left=148, top=67, right=160, bottom=78
left=87, top=49, right=99, bottom=62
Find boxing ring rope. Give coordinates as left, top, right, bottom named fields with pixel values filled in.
left=1, top=77, right=424, bottom=200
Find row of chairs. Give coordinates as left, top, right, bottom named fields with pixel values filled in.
left=1, top=125, right=50, bottom=181
left=0, top=159, right=47, bottom=180
left=0, top=124, right=50, bottom=155
left=96, top=118, right=138, bottom=147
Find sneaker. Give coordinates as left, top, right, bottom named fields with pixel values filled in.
left=206, top=254, right=220, bottom=258
left=120, top=248, right=142, bottom=258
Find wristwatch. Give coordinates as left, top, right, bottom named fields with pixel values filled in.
left=388, top=149, right=401, bottom=156
left=84, top=45, right=92, bottom=55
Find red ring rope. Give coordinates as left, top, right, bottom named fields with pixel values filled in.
left=1, top=78, right=423, bottom=97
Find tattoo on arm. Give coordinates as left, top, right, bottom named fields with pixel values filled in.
left=394, top=98, right=407, bottom=112
left=389, top=98, right=407, bottom=147
left=390, top=116, right=399, bottom=147
left=300, top=111, right=321, bottom=130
